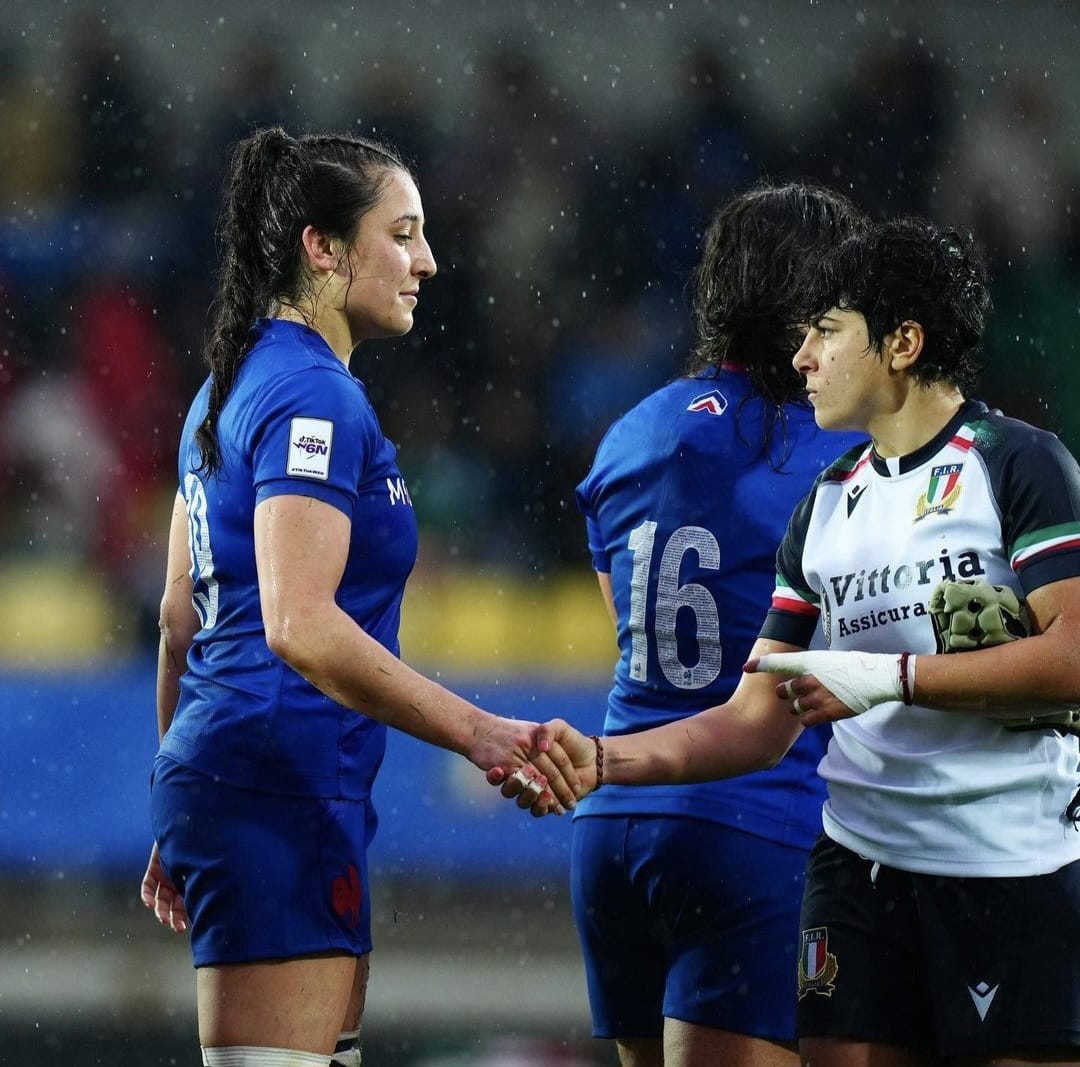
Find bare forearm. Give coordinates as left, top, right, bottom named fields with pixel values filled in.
left=156, top=623, right=197, bottom=740
left=604, top=698, right=800, bottom=786
left=913, top=631, right=1080, bottom=714
left=268, top=606, right=493, bottom=755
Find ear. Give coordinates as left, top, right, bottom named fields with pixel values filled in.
left=884, top=320, right=925, bottom=372
left=299, top=225, right=339, bottom=273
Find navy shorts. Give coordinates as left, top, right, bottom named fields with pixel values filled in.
left=797, top=834, right=1080, bottom=1057
left=150, top=756, right=378, bottom=967
left=571, top=814, right=809, bottom=1041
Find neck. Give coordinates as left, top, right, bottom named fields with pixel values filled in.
left=274, top=303, right=354, bottom=366
left=868, top=384, right=965, bottom=459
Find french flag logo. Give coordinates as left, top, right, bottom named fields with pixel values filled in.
left=687, top=389, right=728, bottom=416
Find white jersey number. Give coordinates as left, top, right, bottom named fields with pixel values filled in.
left=183, top=473, right=219, bottom=629
left=627, top=521, right=722, bottom=690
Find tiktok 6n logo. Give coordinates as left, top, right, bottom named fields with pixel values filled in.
left=287, top=416, right=334, bottom=480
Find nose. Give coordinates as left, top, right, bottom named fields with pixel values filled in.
left=793, top=327, right=816, bottom=373
left=414, top=238, right=437, bottom=280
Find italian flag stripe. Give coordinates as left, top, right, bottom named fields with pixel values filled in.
left=1011, top=523, right=1080, bottom=569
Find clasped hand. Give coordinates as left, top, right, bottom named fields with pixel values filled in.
left=487, top=719, right=598, bottom=817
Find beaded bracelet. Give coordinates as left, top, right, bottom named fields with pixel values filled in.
left=591, top=734, right=604, bottom=789
left=899, top=651, right=915, bottom=706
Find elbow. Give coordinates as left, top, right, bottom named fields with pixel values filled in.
left=263, top=614, right=322, bottom=675
left=264, top=621, right=301, bottom=666
left=755, top=747, right=787, bottom=772
left=748, top=729, right=799, bottom=774
left=159, top=595, right=199, bottom=650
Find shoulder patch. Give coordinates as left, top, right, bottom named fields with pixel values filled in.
left=287, top=416, right=334, bottom=480
left=686, top=389, right=728, bottom=416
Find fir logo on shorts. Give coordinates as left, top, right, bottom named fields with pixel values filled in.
left=914, top=463, right=963, bottom=522
left=798, top=926, right=839, bottom=999
left=686, top=389, right=728, bottom=416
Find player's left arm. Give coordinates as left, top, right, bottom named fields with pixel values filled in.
left=911, top=575, right=1080, bottom=713
left=255, top=494, right=580, bottom=807
left=751, top=576, right=1080, bottom=725
left=156, top=491, right=200, bottom=741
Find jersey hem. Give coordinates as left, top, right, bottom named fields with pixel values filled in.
left=821, top=816, right=1080, bottom=877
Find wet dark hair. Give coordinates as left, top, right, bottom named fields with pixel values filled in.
left=805, top=216, right=990, bottom=394
left=195, top=126, right=411, bottom=475
left=687, top=180, right=868, bottom=403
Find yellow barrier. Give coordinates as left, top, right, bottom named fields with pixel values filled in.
left=399, top=567, right=616, bottom=675
left=0, top=557, right=135, bottom=668
left=0, top=557, right=616, bottom=675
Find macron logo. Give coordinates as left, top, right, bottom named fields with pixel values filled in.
left=846, top=484, right=867, bottom=517
left=287, top=417, right=334, bottom=480
left=966, top=981, right=999, bottom=1022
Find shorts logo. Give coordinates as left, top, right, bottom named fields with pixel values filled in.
left=331, top=863, right=362, bottom=928
left=966, top=980, right=1000, bottom=1022
left=914, top=463, right=962, bottom=522
left=287, top=417, right=334, bottom=480
left=798, top=926, right=839, bottom=999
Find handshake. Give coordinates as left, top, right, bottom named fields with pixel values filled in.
left=483, top=719, right=601, bottom=818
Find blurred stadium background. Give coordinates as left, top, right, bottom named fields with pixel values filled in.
left=1, top=0, right=1078, bottom=1062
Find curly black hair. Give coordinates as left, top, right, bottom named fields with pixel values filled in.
left=687, top=180, right=868, bottom=405
left=805, top=217, right=992, bottom=395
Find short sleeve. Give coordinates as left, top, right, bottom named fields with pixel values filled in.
left=996, top=427, right=1080, bottom=593
left=251, top=367, right=374, bottom=517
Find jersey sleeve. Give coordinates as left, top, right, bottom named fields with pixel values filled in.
left=582, top=513, right=608, bottom=573
left=995, top=426, right=1080, bottom=593
left=251, top=367, right=373, bottom=517
left=576, top=430, right=617, bottom=574
left=757, top=486, right=821, bottom=648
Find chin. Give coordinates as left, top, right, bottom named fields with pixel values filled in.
left=359, top=315, right=414, bottom=341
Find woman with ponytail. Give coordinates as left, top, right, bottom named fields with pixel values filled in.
left=140, top=127, right=579, bottom=1067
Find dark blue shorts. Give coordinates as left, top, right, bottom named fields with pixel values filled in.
left=571, top=814, right=809, bottom=1041
left=797, top=834, right=1080, bottom=1057
left=150, top=756, right=377, bottom=967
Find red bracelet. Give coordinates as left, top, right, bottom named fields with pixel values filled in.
left=899, top=652, right=914, bottom=706
left=591, top=735, right=604, bottom=789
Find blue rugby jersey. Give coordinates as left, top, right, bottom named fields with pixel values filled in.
left=158, top=319, right=417, bottom=799
left=574, top=369, right=865, bottom=846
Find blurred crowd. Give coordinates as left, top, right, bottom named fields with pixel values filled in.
left=2, top=11, right=1079, bottom=647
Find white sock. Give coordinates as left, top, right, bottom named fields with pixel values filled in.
left=330, top=1028, right=362, bottom=1067
left=202, top=1046, right=330, bottom=1067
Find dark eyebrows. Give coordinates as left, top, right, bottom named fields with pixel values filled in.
left=392, top=213, right=419, bottom=224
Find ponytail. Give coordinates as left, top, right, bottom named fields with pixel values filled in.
left=194, top=126, right=407, bottom=475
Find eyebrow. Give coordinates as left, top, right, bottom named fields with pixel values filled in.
left=392, top=213, right=420, bottom=224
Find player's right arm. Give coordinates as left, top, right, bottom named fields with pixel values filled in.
left=510, top=637, right=807, bottom=809
left=144, top=490, right=199, bottom=933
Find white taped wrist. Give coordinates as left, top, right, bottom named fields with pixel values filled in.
left=756, top=650, right=906, bottom=715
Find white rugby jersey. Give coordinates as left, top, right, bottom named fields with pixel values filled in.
left=760, top=400, right=1080, bottom=876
